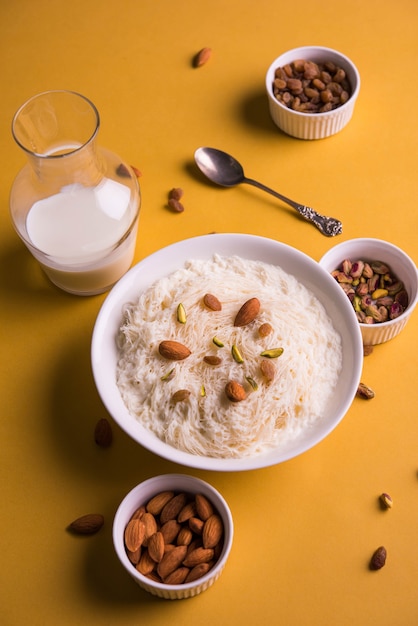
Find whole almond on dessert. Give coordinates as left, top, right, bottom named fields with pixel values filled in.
left=183, top=547, right=214, bottom=568
left=124, top=518, right=146, bottom=552
left=147, top=531, right=165, bottom=563
left=260, top=359, right=276, bottom=382
left=159, top=340, right=191, bottom=361
left=146, top=491, right=175, bottom=515
left=203, top=293, right=222, bottom=311
left=195, top=494, right=214, bottom=521
left=68, top=513, right=104, bottom=535
left=225, top=380, right=246, bottom=402
left=194, top=47, right=212, bottom=68
left=202, top=514, right=223, bottom=549
left=94, top=417, right=113, bottom=447
left=234, top=297, right=260, bottom=326
left=157, top=545, right=188, bottom=579
left=203, top=355, right=222, bottom=366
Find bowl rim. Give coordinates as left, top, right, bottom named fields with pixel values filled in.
left=91, top=232, right=363, bottom=472
left=319, top=237, right=418, bottom=329
left=265, top=45, right=361, bottom=118
left=112, top=473, right=234, bottom=591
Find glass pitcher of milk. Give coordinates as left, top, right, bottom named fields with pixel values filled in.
left=9, top=90, right=141, bottom=295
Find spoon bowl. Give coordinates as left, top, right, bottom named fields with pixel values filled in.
left=194, top=147, right=342, bottom=237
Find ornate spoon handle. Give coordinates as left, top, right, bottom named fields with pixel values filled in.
left=244, top=177, right=343, bottom=237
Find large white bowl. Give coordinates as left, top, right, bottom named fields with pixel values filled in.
left=91, top=233, right=363, bottom=471
left=319, top=238, right=418, bottom=345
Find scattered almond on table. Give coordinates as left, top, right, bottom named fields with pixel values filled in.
left=68, top=513, right=104, bottom=535
left=193, top=47, right=212, bottom=68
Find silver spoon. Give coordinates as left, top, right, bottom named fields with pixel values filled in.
left=194, top=147, right=342, bottom=237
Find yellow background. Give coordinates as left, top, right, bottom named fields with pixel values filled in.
left=1, top=1, right=417, bottom=624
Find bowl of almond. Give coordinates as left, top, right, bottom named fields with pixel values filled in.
left=319, top=238, right=418, bottom=346
left=113, top=474, right=233, bottom=600
left=265, top=45, right=360, bottom=139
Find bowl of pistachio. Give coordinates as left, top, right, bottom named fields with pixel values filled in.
left=319, top=238, right=418, bottom=346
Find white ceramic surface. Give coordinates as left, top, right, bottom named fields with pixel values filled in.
left=91, top=233, right=363, bottom=471
left=319, top=238, right=418, bottom=345
left=113, top=474, right=233, bottom=600
left=265, top=46, right=360, bottom=140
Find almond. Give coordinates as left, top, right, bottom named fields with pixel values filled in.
left=124, top=518, right=145, bottom=552
left=68, top=513, right=104, bottom=535
left=203, top=355, right=222, bottom=366
left=131, top=505, right=146, bottom=520
left=147, top=531, right=165, bottom=563
left=171, top=389, right=191, bottom=403
left=127, top=546, right=142, bottom=565
left=160, top=492, right=188, bottom=523
left=159, top=340, right=191, bottom=361
left=146, top=491, right=175, bottom=515
left=177, top=527, right=193, bottom=546
left=168, top=198, right=185, bottom=213
left=225, top=380, right=246, bottom=402
left=142, top=512, right=158, bottom=545
left=177, top=501, right=197, bottom=523
left=194, top=47, right=212, bottom=68
left=168, top=187, right=183, bottom=201
left=195, top=494, right=214, bottom=521
left=258, top=322, right=273, bottom=337
left=183, top=547, right=214, bottom=568
left=234, top=297, right=260, bottom=326
left=94, top=418, right=113, bottom=447
left=163, top=566, right=190, bottom=585
left=260, top=359, right=276, bottom=382
left=185, top=562, right=212, bottom=583
left=136, top=549, right=156, bottom=575
left=160, top=519, right=181, bottom=543
left=202, top=514, right=223, bottom=549
left=157, top=545, right=188, bottom=579
left=203, top=293, right=222, bottom=311
left=188, top=517, right=204, bottom=535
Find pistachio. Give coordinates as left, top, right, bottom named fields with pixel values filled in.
left=176, top=303, right=187, bottom=324
left=245, top=376, right=259, bottom=391
left=379, top=492, right=393, bottom=509
left=371, top=288, right=388, bottom=300
left=161, top=367, right=175, bottom=381
left=350, top=260, right=364, bottom=278
left=231, top=344, right=244, bottom=363
left=356, top=382, right=375, bottom=400
left=369, top=546, right=387, bottom=570
left=200, top=384, right=206, bottom=397
left=212, top=336, right=224, bottom=348
left=260, top=348, right=284, bottom=358
left=371, top=261, right=389, bottom=274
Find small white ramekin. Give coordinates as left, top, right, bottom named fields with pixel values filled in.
left=265, top=46, right=360, bottom=140
left=319, top=238, right=418, bottom=346
left=113, top=474, right=233, bottom=600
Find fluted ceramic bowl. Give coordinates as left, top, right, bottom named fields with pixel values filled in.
left=319, top=238, right=418, bottom=346
left=266, top=45, right=360, bottom=139
left=113, top=474, right=233, bottom=600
